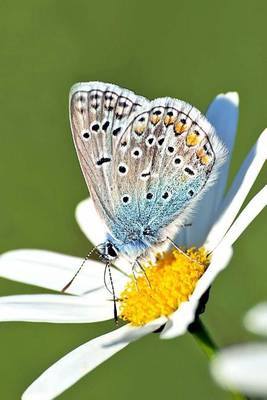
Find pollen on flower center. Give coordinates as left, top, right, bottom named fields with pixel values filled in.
left=119, top=247, right=210, bottom=326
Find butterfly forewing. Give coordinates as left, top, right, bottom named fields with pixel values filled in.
left=69, top=82, right=149, bottom=230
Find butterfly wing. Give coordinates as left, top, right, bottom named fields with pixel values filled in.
left=70, top=82, right=226, bottom=256
left=112, top=97, right=227, bottom=245
left=69, top=82, right=149, bottom=233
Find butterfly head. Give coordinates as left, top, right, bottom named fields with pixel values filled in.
left=102, top=224, right=160, bottom=260
left=102, top=241, right=119, bottom=261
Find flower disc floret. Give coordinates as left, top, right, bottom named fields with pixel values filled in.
left=119, top=247, right=210, bottom=326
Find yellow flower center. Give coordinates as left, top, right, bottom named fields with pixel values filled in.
left=119, top=247, right=210, bottom=326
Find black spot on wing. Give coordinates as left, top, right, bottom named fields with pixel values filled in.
left=184, top=167, right=195, bottom=176
left=91, top=123, right=100, bottom=132
left=113, top=127, right=121, bottom=136
left=141, top=171, right=151, bottom=178
left=102, top=121, right=110, bottom=131
left=96, top=157, right=111, bottom=166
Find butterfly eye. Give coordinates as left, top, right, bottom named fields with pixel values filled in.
left=81, top=130, right=90, bottom=141
left=106, top=243, right=118, bottom=259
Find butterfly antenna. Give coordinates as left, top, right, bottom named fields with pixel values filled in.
left=61, top=244, right=103, bottom=293
left=104, top=262, right=118, bottom=325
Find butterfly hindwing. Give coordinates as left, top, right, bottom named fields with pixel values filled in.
left=112, top=97, right=226, bottom=238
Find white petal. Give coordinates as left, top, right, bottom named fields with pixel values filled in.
left=22, top=318, right=166, bottom=400
left=219, top=185, right=267, bottom=248
left=160, top=245, right=233, bottom=339
left=0, top=294, right=112, bottom=323
left=75, top=198, right=108, bottom=246
left=210, top=343, right=267, bottom=397
left=176, top=92, right=239, bottom=247
left=244, top=302, right=267, bottom=336
left=205, top=128, right=267, bottom=251
left=205, top=92, right=239, bottom=216
left=75, top=199, right=136, bottom=275
left=0, top=249, right=116, bottom=295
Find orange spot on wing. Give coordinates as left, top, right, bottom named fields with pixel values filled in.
left=150, top=115, right=161, bottom=125
left=174, top=121, right=187, bottom=134
left=164, top=115, right=176, bottom=126
left=186, top=132, right=201, bottom=146
left=134, top=124, right=145, bottom=135
left=200, top=155, right=210, bottom=165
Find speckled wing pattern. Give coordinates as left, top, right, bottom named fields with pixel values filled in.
left=70, top=82, right=149, bottom=230
left=70, top=82, right=226, bottom=252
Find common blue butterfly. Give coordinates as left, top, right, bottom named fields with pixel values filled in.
left=69, top=82, right=227, bottom=264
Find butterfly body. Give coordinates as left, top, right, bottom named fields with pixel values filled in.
left=70, top=82, right=227, bottom=261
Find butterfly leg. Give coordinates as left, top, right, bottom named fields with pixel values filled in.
left=136, top=258, right=151, bottom=288
left=131, top=262, right=139, bottom=291
left=131, top=257, right=151, bottom=289
left=166, top=236, right=204, bottom=267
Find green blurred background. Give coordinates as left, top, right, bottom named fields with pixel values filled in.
left=0, top=0, right=266, bottom=399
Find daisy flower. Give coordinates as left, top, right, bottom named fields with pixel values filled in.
left=0, top=92, right=266, bottom=400
left=211, top=300, right=267, bottom=397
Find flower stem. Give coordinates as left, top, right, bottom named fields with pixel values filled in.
left=188, top=316, right=217, bottom=359
left=188, top=317, right=249, bottom=400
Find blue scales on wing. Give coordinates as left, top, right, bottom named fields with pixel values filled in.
left=70, top=82, right=226, bottom=259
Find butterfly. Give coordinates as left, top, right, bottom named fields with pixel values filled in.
left=69, top=82, right=227, bottom=265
